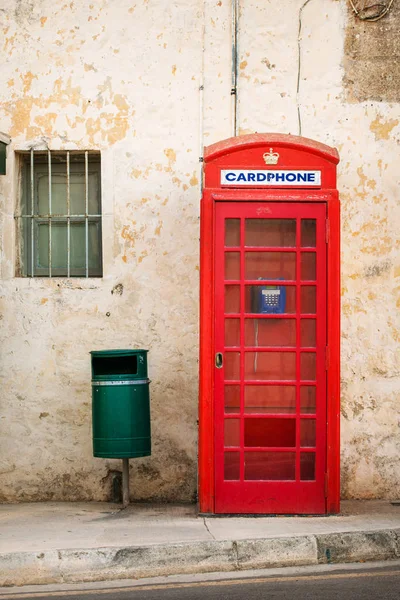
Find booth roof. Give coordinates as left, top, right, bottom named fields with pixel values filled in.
left=204, top=133, right=340, bottom=164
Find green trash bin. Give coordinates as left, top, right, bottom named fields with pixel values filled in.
left=91, top=349, right=151, bottom=458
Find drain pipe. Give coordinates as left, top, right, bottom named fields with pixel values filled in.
left=199, top=2, right=206, bottom=196
left=231, top=0, right=239, bottom=137
left=199, top=75, right=204, bottom=196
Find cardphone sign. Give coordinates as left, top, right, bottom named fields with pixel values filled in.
left=221, top=169, right=321, bottom=186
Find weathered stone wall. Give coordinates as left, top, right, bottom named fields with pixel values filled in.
left=0, top=0, right=399, bottom=502
left=344, top=2, right=400, bottom=102
left=0, top=0, right=202, bottom=501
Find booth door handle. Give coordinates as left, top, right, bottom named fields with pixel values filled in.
left=215, top=353, right=223, bottom=369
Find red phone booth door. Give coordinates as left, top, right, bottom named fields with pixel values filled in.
left=215, top=202, right=327, bottom=514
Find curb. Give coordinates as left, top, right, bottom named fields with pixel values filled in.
left=1, top=528, right=399, bottom=587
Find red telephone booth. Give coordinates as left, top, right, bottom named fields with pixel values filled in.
left=199, top=134, right=340, bottom=515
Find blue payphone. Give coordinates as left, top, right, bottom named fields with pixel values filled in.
left=252, top=279, right=286, bottom=314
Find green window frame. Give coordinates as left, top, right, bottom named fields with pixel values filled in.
left=16, top=150, right=102, bottom=278
left=0, top=141, right=7, bottom=175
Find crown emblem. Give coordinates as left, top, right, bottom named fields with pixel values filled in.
left=263, top=148, right=279, bottom=165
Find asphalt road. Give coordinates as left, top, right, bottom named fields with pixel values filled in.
left=0, top=564, right=399, bottom=600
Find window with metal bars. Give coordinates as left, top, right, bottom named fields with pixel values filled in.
left=16, top=150, right=102, bottom=277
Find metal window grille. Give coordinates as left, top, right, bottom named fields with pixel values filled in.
left=15, top=150, right=102, bottom=278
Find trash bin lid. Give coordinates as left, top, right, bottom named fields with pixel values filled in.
left=90, top=349, right=149, bottom=381
left=90, top=349, right=148, bottom=357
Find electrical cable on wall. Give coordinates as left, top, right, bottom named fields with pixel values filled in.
left=231, top=0, right=239, bottom=136
left=348, top=0, right=395, bottom=21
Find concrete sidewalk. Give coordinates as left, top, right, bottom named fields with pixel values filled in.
left=0, top=501, right=399, bottom=587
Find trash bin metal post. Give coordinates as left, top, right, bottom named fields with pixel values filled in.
left=122, top=457, right=130, bottom=507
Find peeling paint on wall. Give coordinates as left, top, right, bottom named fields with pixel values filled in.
left=369, top=115, right=399, bottom=141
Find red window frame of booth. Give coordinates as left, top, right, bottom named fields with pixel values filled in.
left=198, top=135, right=340, bottom=515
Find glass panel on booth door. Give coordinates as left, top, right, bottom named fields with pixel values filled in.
left=244, top=418, right=296, bottom=447
left=245, top=319, right=296, bottom=347
left=300, top=419, right=316, bottom=447
left=225, top=252, right=240, bottom=280
left=301, top=353, right=316, bottom=380
left=244, top=385, right=296, bottom=414
left=245, top=252, right=296, bottom=281
left=224, top=452, right=240, bottom=480
left=301, top=252, right=316, bottom=280
left=245, top=352, right=296, bottom=381
left=225, top=318, right=240, bottom=346
left=245, top=452, right=296, bottom=480
left=225, top=352, right=240, bottom=380
left=300, top=319, right=316, bottom=347
left=245, top=219, right=296, bottom=247
left=300, top=386, right=316, bottom=414
left=300, top=453, right=316, bottom=480
left=224, top=419, right=240, bottom=446
left=225, top=385, right=240, bottom=414
left=225, top=219, right=240, bottom=247
left=301, top=286, right=316, bottom=313
left=301, top=219, right=316, bottom=247
left=225, top=285, right=240, bottom=313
